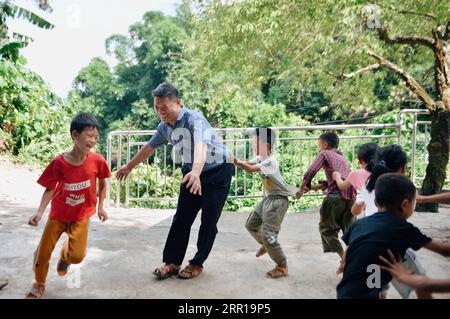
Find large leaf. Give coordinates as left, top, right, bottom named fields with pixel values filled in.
left=6, top=2, right=54, bottom=29
left=12, top=32, right=34, bottom=43
left=0, top=40, right=26, bottom=60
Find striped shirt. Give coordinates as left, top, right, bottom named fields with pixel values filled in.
left=301, top=149, right=356, bottom=200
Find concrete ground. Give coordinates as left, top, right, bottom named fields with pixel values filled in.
left=1, top=156, right=449, bottom=299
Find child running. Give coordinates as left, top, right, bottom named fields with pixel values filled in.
left=297, top=132, right=356, bottom=274
left=351, top=145, right=406, bottom=217
left=233, top=128, right=293, bottom=279
left=382, top=191, right=450, bottom=298
left=26, top=113, right=111, bottom=299
left=337, top=173, right=450, bottom=299
left=332, top=143, right=378, bottom=192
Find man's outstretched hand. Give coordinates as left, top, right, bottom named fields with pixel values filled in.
left=116, top=165, right=132, bottom=180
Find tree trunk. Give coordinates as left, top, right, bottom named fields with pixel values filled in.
left=416, top=28, right=449, bottom=212
left=416, top=109, right=449, bottom=212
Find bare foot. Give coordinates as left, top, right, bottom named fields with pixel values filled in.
left=256, top=246, right=267, bottom=258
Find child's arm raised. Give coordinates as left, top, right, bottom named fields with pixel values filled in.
left=29, top=188, right=54, bottom=226
left=233, top=157, right=261, bottom=173
left=332, top=171, right=351, bottom=191
left=424, top=240, right=450, bottom=257
left=97, top=178, right=108, bottom=222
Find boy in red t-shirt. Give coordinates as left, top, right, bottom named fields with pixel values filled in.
left=26, top=113, right=111, bottom=299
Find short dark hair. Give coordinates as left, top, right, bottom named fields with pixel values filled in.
left=152, top=82, right=179, bottom=100
left=375, top=173, right=416, bottom=214
left=357, top=143, right=379, bottom=172
left=255, top=128, right=276, bottom=152
left=70, top=112, right=100, bottom=134
left=319, top=131, right=339, bottom=149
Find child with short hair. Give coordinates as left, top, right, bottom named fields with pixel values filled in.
left=297, top=131, right=356, bottom=273
left=337, top=173, right=450, bottom=299
left=26, top=113, right=111, bottom=299
left=379, top=191, right=450, bottom=298
left=332, top=143, right=378, bottom=191
left=233, top=128, right=293, bottom=278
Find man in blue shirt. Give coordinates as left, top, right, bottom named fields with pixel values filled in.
left=117, top=83, right=234, bottom=280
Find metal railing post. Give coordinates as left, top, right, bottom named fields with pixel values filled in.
left=125, top=134, right=131, bottom=208
left=106, top=110, right=433, bottom=204
left=411, top=113, right=418, bottom=184
left=115, top=136, right=122, bottom=208
left=106, top=133, right=112, bottom=208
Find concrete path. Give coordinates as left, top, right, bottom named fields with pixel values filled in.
left=1, top=156, right=449, bottom=299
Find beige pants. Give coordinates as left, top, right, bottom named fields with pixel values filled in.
left=245, top=196, right=289, bottom=265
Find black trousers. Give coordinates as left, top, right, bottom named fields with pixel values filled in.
left=162, top=163, right=234, bottom=266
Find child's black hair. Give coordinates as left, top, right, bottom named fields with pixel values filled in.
left=366, top=145, right=407, bottom=192
left=70, top=112, right=100, bottom=135
left=152, top=82, right=179, bottom=100
left=357, top=143, right=379, bottom=172
left=319, top=131, right=339, bottom=149
left=255, top=128, right=276, bottom=152
left=375, top=173, right=416, bottom=214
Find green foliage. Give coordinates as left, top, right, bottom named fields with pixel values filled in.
left=69, top=11, right=188, bottom=153
left=0, top=59, right=72, bottom=166
left=2, top=1, right=447, bottom=211
left=173, top=0, right=444, bottom=123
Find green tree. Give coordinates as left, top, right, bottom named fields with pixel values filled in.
left=70, top=10, right=188, bottom=142
left=176, top=0, right=448, bottom=211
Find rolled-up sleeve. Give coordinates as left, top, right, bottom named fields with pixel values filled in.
left=147, top=123, right=168, bottom=149
left=301, top=152, right=326, bottom=188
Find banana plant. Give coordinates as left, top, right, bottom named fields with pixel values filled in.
left=0, top=0, right=53, bottom=61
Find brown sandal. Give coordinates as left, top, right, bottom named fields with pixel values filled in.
left=26, top=282, right=45, bottom=299
left=153, top=264, right=180, bottom=280
left=177, top=264, right=203, bottom=280
left=266, top=265, right=288, bottom=279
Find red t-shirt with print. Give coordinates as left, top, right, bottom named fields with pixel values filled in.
left=37, top=152, right=111, bottom=222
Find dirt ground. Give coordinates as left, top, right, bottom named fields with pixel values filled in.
left=1, top=156, right=449, bottom=299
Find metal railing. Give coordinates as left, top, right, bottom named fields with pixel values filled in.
left=106, top=109, right=448, bottom=207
